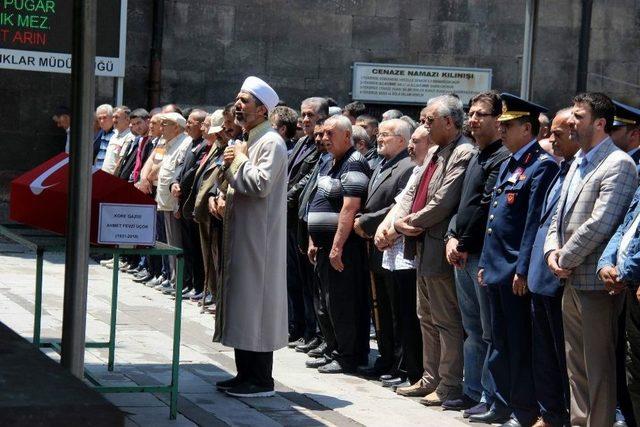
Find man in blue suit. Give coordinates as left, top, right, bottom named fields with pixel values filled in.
left=527, top=108, right=578, bottom=427
left=600, top=184, right=640, bottom=426
left=473, top=94, right=559, bottom=427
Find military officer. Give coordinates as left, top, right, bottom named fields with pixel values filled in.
left=611, top=101, right=640, bottom=170
left=473, top=94, right=558, bottom=427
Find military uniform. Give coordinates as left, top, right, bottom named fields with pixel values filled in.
left=476, top=94, right=558, bottom=426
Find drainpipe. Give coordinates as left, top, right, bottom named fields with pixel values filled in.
left=520, top=0, right=537, bottom=100
left=576, top=0, right=593, bottom=92
left=147, top=0, right=164, bottom=109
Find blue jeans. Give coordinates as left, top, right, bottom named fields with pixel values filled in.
left=454, top=253, right=495, bottom=403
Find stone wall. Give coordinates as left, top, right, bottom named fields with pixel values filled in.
left=1, top=0, right=639, bottom=195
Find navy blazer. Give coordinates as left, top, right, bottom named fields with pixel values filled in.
left=479, top=142, right=559, bottom=286
left=528, top=162, right=569, bottom=296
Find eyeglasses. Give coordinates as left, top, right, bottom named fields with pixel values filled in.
left=468, top=111, right=495, bottom=118
left=378, top=132, right=400, bottom=138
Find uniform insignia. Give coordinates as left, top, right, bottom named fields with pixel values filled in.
left=539, top=154, right=548, bottom=160
left=523, top=153, right=532, bottom=164
left=507, top=193, right=516, bottom=205
left=519, top=174, right=527, bottom=181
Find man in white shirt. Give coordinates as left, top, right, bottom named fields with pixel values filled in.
left=102, top=106, right=135, bottom=175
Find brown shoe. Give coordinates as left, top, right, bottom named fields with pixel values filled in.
left=396, top=380, right=434, bottom=397
left=420, top=389, right=462, bottom=407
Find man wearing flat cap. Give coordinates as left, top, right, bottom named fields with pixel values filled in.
left=545, top=92, right=638, bottom=426
left=213, top=76, right=288, bottom=398
left=473, top=93, right=558, bottom=426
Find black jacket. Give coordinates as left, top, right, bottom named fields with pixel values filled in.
left=447, top=140, right=511, bottom=254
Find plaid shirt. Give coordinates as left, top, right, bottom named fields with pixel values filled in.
left=544, top=137, right=638, bottom=290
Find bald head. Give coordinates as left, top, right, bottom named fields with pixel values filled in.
left=549, top=108, right=578, bottom=160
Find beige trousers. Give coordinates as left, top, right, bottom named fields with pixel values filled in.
left=416, top=274, right=464, bottom=396
left=562, top=284, right=625, bottom=427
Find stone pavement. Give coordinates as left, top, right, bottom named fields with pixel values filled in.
left=0, top=244, right=485, bottom=426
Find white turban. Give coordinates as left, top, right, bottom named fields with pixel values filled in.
left=240, top=76, right=279, bottom=112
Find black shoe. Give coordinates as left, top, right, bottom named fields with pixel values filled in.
left=307, top=341, right=327, bottom=358
left=463, top=402, right=489, bottom=418
left=305, top=357, right=331, bottom=368
left=318, top=360, right=353, bottom=374
left=500, top=419, right=522, bottom=427
left=225, top=382, right=275, bottom=398
left=442, top=394, right=478, bottom=411
left=288, top=337, right=304, bottom=348
left=216, top=375, right=243, bottom=391
left=381, top=377, right=404, bottom=387
left=357, top=365, right=388, bottom=378
left=468, top=408, right=511, bottom=424
left=295, top=337, right=321, bottom=353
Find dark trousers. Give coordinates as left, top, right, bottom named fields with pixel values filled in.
left=149, top=210, right=169, bottom=278
left=234, top=349, right=274, bottom=389
left=316, top=237, right=370, bottom=369
left=487, top=283, right=537, bottom=425
left=179, top=216, right=204, bottom=293
left=370, top=268, right=401, bottom=374
left=531, top=292, right=569, bottom=426
left=393, top=268, right=422, bottom=383
left=625, top=287, right=640, bottom=425
left=286, top=229, right=317, bottom=340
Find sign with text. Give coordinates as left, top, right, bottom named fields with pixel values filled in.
left=98, top=203, right=156, bottom=246
left=0, top=0, right=127, bottom=76
left=352, top=62, right=492, bottom=105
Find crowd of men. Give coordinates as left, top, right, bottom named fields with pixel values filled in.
left=52, top=85, right=640, bottom=426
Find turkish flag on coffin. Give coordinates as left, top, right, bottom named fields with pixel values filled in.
left=9, top=153, right=156, bottom=244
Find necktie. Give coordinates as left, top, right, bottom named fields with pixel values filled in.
left=411, top=157, right=438, bottom=213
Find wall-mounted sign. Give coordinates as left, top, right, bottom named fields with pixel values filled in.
left=0, top=0, right=127, bottom=76
left=98, top=203, right=156, bottom=246
left=352, top=62, right=492, bottom=105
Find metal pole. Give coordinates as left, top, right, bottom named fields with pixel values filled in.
left=520, top=0, right=537, bottom=100
left=115, top=77, right=124, bottom=106
left=60, top=0, right=97, bottom=378
left=147, top=0, right=164, bottom=109
left=576, top=0, right=593, bottom=92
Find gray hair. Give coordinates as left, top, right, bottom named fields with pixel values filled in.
left=427, top=95, right=464, bottom=129
left=301, top=97, right=329, bottom=119
left=399, top=115, right=417, bottom=133
left=352, top=125, right=370, bottom=145
left=383, top=119, right=412, bottom=144
left=325, top=114, right=353, bottom=145
left=96, top=104, right=113, bottom=116
left=382, top=109, right=403, bottom=120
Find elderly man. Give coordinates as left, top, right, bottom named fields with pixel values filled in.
left=168, top=109, right=208, bottom=297
left=307, top=114, right=372, bottom=374
left=213, top=77, right=287, bottom=398
left=286, top=97, right=328, bottom=352
left=354, top=119, right=414, bottom=382
left=93, top=104, right=115, bottom=168
left=155, top=112, right=190, bottom=293
left=394, top=94, right=475, bottom=407
left=527, top=108, right=577, bottom=427
left=102, top=106, right=135, bottom=175
left=382, top=109, right=404, bottom=121
left=374, top=125, right=431, bottom=387
left=545, top=93, right=638, bottom=427
left=444, top=91, right=510, bottom=415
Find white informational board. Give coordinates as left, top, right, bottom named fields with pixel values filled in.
left=98, top=203, right=156, bottom=246
left=351, top=62, right=492, bottom=105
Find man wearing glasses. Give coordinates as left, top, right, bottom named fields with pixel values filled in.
left=444, top=91, right=510, bottom=416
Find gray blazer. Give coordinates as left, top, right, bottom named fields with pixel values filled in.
left=544, top=137, right=638, bottom=290
left=396, top=134, right=476, bottom=277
